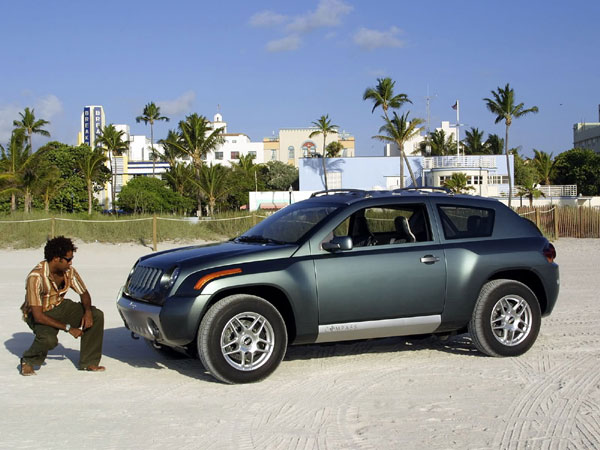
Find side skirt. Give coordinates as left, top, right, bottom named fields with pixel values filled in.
left=315, top=315, right=442, bottom=343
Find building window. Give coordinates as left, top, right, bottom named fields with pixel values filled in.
left=201, top=154, right=207, bottom=161
left=326, top=171, right=342, bottom=189
left=288, top=146, right=295, bottom=159
left=489, top=175, right=509, bottom=184
left=231, top=151, right=240, bottom=160
left=342, top=148, right=348, bottom=157
left=248, top=151, right=256, bottom=158
left=301, top=141, right=317, bottom=157
left=215, top=152, right=223, bottom=160
left=271, top=150, right=277, bottom=160
left=232, top=140, right=237, bottom=143
left=471, top=175, right=483, bottom=185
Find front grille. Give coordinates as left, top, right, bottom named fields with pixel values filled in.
left=127, top=265, right=163, bottom=294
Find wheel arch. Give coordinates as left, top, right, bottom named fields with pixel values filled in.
left=202, top=285, right=297, bottom=343
left=487, top=270, right=548, bottom=314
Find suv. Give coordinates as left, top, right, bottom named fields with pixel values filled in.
left=116, top=189, right=559, bottom=384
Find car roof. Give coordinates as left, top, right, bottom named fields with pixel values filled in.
left=307, top=188, right=498, bottom=206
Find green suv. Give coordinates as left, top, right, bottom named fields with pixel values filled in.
left=116, top=189, right=559, bottom=384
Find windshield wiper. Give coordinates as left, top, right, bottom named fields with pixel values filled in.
left=235, top=235, right=288, bottom=245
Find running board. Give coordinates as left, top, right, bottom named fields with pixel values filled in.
left=315, top=315, right=441, bottom=343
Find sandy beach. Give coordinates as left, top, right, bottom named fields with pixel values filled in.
left=1, top=238, right=599, bottom=450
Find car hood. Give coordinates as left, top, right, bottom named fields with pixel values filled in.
left=137, top=240, right=300, bottom=271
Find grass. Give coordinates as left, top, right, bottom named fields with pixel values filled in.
left=0, top=211, right=265, bottom=249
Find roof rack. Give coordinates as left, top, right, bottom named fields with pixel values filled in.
left=310, top=189, right=371, bottom=198
left=392, top=186, right=452, bottom=194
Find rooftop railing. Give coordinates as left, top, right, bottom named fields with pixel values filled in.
left=423, top=155, right=498, bottom=169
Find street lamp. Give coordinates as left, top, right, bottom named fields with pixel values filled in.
left=288, top=185, right=293, bottom=205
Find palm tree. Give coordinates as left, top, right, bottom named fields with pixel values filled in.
left=136, top=102, right=169, bottom=176
left=34, top=162, right=64, bottom=213
left=309, top=114, right=338, bottom=193
left=0, top=129, right=28, bottom=210
left=484, top=83, right=539, bottom=207
left=163, top=162, right=194, bottom=197
left=462, top=128, right=487, bottom=155
left=173, top=113, right=224, bottom=214
left=95, top=124, right=129, bottom=211
left=77, top=147, right=108, bottom=214
left=363, top=77, right=412, bottom=119
left=516, top=182, right=545, bottom=207
left=13, top=107, right=50, bottom=151
left=157, top=129, right=184, bottom=167
left=189, top=163, right=231, bottom=216
left=484, top=134, right=504, bottom=155
left=0, top=129, right=50, bottom=212
left=420, top=129, right=457, bottom=156
left=443, top=172, right=475, bottom=194
left=373, top=112, right=424, bottom=188
left=531, top=149, right=554, bottom=185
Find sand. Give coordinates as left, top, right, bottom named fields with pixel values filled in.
left=1, top=238, right=599, bottom=449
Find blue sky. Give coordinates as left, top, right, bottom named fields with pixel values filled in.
left=1, top=0, right=599, bottom=158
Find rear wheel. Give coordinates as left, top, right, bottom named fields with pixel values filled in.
left=469, top=279, right=541, bottom=357
left=198, top=294, right=288, bottom=384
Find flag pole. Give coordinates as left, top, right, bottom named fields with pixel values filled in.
left=456, top=100, right=460, bottom=157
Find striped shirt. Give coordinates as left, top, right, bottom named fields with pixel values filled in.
left=21, top=261, right=87, bottom=320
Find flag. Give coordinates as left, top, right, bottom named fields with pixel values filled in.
left=451, top=101, right=458, bottom=110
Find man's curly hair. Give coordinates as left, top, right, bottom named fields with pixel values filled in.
left=44, top=236, right=78, bottom=262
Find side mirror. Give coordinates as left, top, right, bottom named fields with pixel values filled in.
left=322, top=236, right=353, bottom=253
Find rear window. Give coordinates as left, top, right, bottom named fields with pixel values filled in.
left=437, top=205, right=495, bottom=239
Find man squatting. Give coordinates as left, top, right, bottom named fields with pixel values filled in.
left=20, top=236, right=105, bottom=375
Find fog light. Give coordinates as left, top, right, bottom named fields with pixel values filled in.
left=147, top=319, right=161, bottom=339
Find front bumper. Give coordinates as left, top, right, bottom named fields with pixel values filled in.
left=116, top=289, right=210, bottom=347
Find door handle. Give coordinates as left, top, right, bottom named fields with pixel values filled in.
left=420, top=255, right=440, bottom=264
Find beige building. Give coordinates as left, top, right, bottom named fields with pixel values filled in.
left=263, top=128, right=355, bottom=167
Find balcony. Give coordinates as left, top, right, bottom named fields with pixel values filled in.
left=423, top=156, right=498, bottom=169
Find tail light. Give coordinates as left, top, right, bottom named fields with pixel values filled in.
left=543, top=242, right=556, bottom=263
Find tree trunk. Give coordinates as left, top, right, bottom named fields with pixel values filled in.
left=88, top=180, right=93, bottom=215
left=399, top=153, right=404, bottom=188
left=10, top=193, right=16, bottom=211
left=505, top=123, right=512, bottom=207
left=151, top=123, right=155, bottom=176
left=403, top=151, right=417, bottom=187
left=321, top=134, right=329, bottom=193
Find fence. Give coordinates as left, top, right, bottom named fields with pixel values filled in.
left=516, top=206, right=600, bottom=239
left=0, top=213, right=268, bottom=250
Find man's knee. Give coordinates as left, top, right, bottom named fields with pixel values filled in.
left=36, top=332, right=59, bottom=350
left=93, top=308, right=104, bottom=326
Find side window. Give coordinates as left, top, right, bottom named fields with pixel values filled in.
left=325, top=204, right=432, bottom=248
left=437, top=205, right=495, bottom=239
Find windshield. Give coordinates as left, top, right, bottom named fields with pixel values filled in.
left=237, top=203, right=339, bottom=244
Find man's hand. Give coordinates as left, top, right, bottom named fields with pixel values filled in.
left=69, top=327, right=84, bottom=339
left=80, top=309, right=94, bottom=331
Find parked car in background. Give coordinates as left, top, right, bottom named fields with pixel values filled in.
left=116, top=188, right=559, bottom=384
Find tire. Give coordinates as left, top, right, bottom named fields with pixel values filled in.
left=198, top=294, right=288, bottom=384
left=469, top=279, right=541, bottom=357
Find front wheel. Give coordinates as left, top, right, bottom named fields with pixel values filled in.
left=469, top=279, right=541, bottom=357
left=198, top=294, right=288, bottom=384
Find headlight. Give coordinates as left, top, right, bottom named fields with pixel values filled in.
left=161, top=266, right=180, bottom=291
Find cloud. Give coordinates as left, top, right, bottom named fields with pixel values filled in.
left=287, top=0, right=353, bottom=34
left=353, top=26, right=406, bottom=50
left=0, top=95, right=63, bottom=144
left=158, top=91, right=196, bottom=116
left=267, top=35, right=301, bottom=53
left=0, top=104, right=21, bottom=144
left=249, top=10, right=288, bottom=27
left=35, top=94, right=63, bottom=120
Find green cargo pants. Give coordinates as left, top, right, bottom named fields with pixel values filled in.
left=22, top=298, right=104, bottom=369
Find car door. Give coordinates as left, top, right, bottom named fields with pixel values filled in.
left=313, top=201, right=446, bottom=327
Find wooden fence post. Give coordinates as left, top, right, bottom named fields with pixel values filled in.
left=554, top=207, right=559, bottom=240
left=152, top=214, right=158, bottom=252
left=535, top=208, right=541, bottom=229
left=252, top=213, right=257, bottom=226
left=51, top=217, right=55, bottom=238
